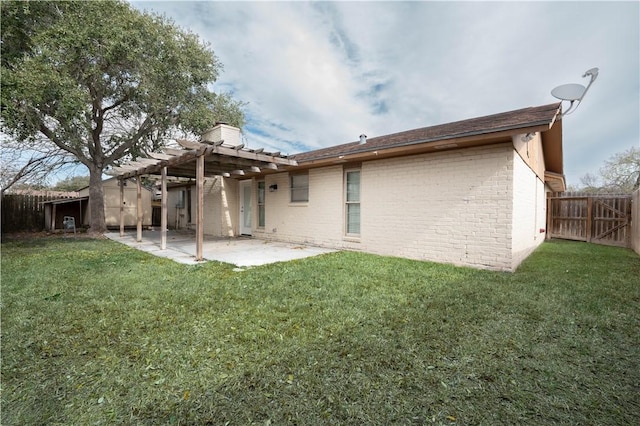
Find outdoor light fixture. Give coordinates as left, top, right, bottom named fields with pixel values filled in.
left=521, top=132, right=535, bottom=142
left=269, top=184, right=278, bottom=192
left=551, top=67, right=599, bottom=116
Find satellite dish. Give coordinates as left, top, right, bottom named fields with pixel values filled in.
left=551, top=83, right=586, bottom=101
left=550, top=67, right=599, bottom=116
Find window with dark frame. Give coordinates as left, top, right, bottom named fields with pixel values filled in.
left=345, top=170, right=360, bottom=235
left=258, top=181, right=266, bottom=228
left=290, top=173, right=309, bottom=202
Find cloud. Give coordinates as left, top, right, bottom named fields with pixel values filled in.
left=131, top=1, right=639, bottom=186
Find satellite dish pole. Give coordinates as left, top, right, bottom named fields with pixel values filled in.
left=551, top=67, right=599, bottom=116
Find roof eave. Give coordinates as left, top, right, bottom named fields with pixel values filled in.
left=541, top=116, right=563, bottom=175
left=296, top=122, right=555, bottom=167
left=545, top=171, right=566, bottom=192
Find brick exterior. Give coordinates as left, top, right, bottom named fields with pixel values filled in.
left=360, top=144, right=514, bottom=270
left=183, top=142, right=551, bottom=271
left=511, top=148, right=547, bottom=269
left=250, top=143, right=532, bottom=271
left=167, top=178, right=238, bottom=235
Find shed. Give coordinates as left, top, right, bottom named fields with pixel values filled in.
left=42, top=196, right=89, bottom=231
left=78, top=177, right=153, bottom=229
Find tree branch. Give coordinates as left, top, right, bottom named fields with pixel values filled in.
left=39, top=123, right=90, bottom=167
left=0, top=146, right=75, bottom=195
left=102, top=94, right=130, bottom=115
left=105, top=115, right=156, bottom=165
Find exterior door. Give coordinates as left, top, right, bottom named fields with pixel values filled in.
left=239, top=180, right=252, bottom=235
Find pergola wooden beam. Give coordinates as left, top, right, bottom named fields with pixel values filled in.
left=161, top=167, right=167, bottom=250
left=119, top=179, right=125, bottom=237
left=136, top=178, right=142, bottom=242
left=149, top=152, right=175, bottom=161
left=177, top=139, right=297, bottom=166
left=111, top=137, right=298, bottom=263
left=196, top=154, right=204, bottom=261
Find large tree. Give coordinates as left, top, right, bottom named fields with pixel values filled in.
left=1, top=0, right=244, bottom=232
left=577, top=147, right=640, bottom=194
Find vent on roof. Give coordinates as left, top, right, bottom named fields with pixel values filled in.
left=359, top=134, right=367, bottom=145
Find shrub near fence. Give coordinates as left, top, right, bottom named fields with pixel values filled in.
left=1, top=193, right=77, bottom=234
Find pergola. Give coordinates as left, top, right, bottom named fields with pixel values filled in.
left=108, top=137, right=298, bottom=261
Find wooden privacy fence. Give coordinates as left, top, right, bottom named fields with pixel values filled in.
left=1, top=193, right=72, bottom=233
left=547, top=193, right=633, bottom=248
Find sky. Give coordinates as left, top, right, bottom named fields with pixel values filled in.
left=128, top=0, right=639, bottom=187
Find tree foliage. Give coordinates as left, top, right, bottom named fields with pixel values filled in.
left=578, top=146, right=640, bottom=194
left=1, top=0, right=245, bottom=231
left=53, top=175, right=91, bottom=192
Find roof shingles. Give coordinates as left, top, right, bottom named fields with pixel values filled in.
left=292, top=103, right=561, bottom=162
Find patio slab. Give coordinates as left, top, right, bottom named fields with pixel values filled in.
left=104, top=231, right=336, bottom=267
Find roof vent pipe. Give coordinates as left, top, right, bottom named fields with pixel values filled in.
left=359, top=134, right=367, bottom=145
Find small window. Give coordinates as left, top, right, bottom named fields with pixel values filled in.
left=290, top=173, right=309, bottom=203
left=257, top=181, right=266, bottom=228
left=345, top=170, right=360, bottom=235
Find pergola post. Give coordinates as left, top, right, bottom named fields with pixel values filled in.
left=196, top=154, right=204, bottom=261
left=119, top=179, right=125, bottom=237
left=109, top=133, right=298, bottom=263
left=136, top=178, right=142, bottom=242
left=161, top=167, right=167, bottom=250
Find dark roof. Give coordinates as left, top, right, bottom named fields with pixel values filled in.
left=291, top=103, right=561, bottom=162
left=40, top=196, right=89, bottom=205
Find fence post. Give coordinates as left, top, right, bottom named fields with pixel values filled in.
left=586, top=197, right=593, bottom=242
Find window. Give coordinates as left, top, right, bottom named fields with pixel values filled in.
left=290, top=173, right=309, bottom=203
left=257, top=181, right=266, bottom=228
left=176, top=189, right=191, bottom=222
left=345, top=170, right=360, bottom=235
left=176, top=190, right=185, bottom=209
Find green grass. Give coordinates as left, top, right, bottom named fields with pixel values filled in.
left=1, top=236, right=639, bottom=425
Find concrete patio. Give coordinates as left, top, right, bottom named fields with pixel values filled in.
left=104, top=230, right=336, bottom=267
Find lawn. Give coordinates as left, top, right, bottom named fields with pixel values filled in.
left=1, top=236, right=639, bottom=425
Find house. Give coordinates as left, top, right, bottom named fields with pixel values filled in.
left=121, top=103, right=564, bottom=271
left=250, top=103, right=563, bottom=271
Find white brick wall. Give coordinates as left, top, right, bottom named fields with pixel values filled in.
left=359, top=144, right=514, bottom=270
left=253, top=143, right=521, bottom=270
left=511, top=152, right=546, bottom=269
left=165, top=178, right=238, bottom=235
left=203, top=177, right=237, bottom=237
left=207, top=142, right=551, bottom=270
left=253, top=166, right=354, bottom=248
